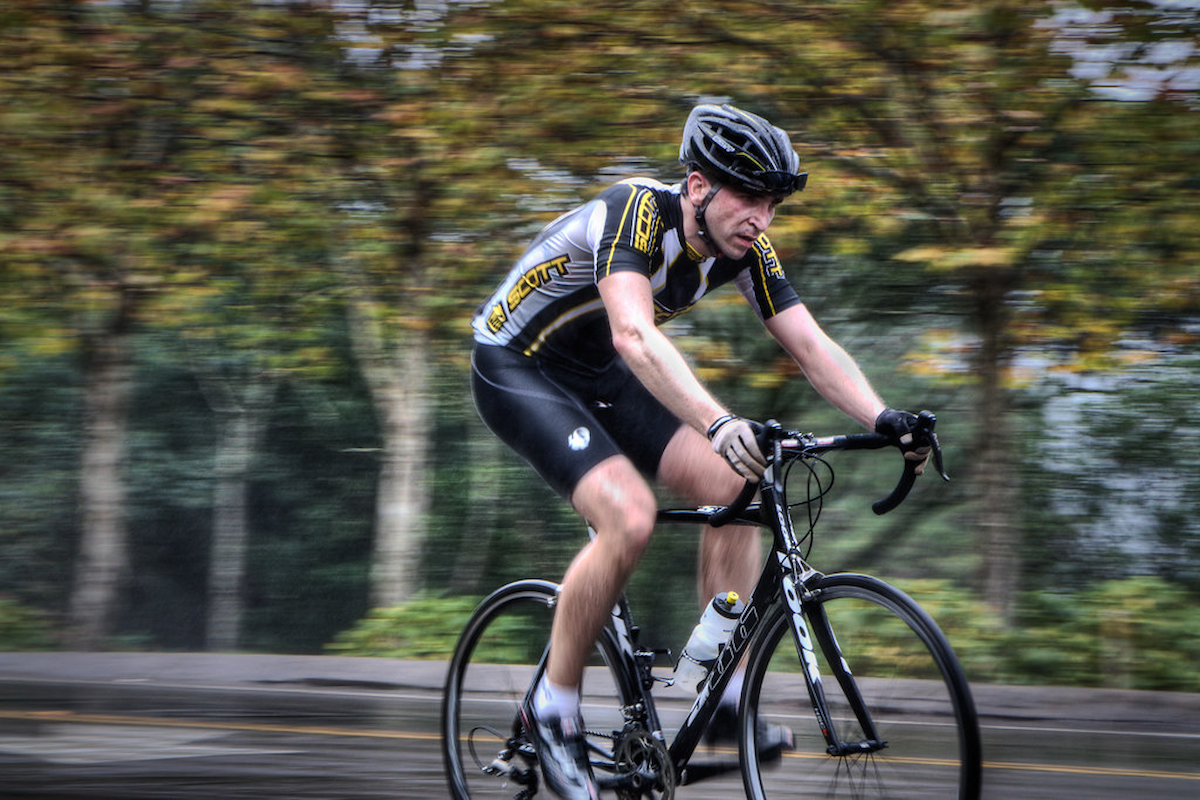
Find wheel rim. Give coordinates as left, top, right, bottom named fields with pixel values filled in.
left=743, top=577, right=980, bottom=799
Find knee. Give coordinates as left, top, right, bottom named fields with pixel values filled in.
left=620, top=499, right=657, bottom=555
left=589, top=489, right=656, bottom=567
left=573, top=457, right=658, bottom=564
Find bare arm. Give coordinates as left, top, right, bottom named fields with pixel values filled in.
left=598, top=270, right=728, bottom=434
left=764, top=303, right=886, bottom=430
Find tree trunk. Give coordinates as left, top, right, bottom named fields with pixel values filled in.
left=204, top=378, right=273, bottom=651
left=206, top=411, right=252, bottom=651
left=188, top=363, right=275, bottom=653
left=367, top=336, right=432, bottom=607
left=972, top=270, right=1020, bottom=622
left=449, top=429, right=503, bottom=594
left=337, top=168, right=437, bottom=609
left=67, top=293, right=136, bottom=650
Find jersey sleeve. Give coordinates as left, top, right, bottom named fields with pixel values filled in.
left=734, top=235, right=801, bottom=321
left=591, top=183, right=663, bottom=281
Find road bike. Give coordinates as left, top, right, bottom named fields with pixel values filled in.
left=442, top=413, right=982, bottom=798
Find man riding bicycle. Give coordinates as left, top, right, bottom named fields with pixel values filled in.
left=471, top=102, right=929, bottom=799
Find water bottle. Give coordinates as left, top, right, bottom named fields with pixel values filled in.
left=673, top=591, right=743, bottom=693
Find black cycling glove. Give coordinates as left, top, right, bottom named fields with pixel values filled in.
left=875, top=408, right=922, bottom=455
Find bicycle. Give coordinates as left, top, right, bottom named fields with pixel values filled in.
left=442, top=412, right=983, bottom=798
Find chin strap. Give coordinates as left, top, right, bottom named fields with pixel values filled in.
left=693, top=182, right=722, bottom=251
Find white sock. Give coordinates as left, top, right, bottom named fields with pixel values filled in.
left=534, top=677, right=581, bottom=719
left=720, top=669, right=745, bottom=710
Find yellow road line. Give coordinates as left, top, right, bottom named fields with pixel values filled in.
left=4, top=709, right=1199, bottom=783
left=689, top=741, right=1200, bottom=783
left=0, top=709, right=440, bottom=742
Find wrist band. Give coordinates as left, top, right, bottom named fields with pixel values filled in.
left=707, top=413, right=738, bottom=440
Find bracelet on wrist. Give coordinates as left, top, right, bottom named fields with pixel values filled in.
left=706, top=413, right=738, bottom=440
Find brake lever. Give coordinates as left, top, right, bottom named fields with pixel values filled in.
left=916, top=411, right=950, bottom=482
left=929, top=429, right=949, bottom=482
left=708, top=420, right=778, bottom=528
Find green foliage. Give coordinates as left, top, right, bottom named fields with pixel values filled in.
left=0, top=0, right=1197, bottom=671
left=1009, top=577, right=1200, bottom=692
left=892, top=576, right=1200, bottom=692
left=0, top=597, right=57, bottom=651
left=328, top=577, right=1200, bottom=692
left=884, top=578, right=1011, bottom=681
left=324, top=594, right=481, bottom=660
left=0, top=357, right=81, bottom=610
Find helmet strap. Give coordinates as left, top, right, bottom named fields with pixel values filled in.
left=693, top=182, right=722, bottom=253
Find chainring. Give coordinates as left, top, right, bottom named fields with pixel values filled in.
left=612, top=728, right=676, bottom=799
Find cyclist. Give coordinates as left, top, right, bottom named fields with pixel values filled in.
left=471, top=103, right=929, bottom=799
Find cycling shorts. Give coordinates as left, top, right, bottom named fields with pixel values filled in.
left=471, top=343, right=683, bottom=499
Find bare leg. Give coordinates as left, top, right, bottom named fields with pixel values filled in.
left=659, top=425, right=783, bottom=746
left=657, top=425, right=761, bottom=606
left=546, top=455, right=657, bottom=690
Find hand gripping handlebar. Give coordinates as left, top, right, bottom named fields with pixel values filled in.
left=706, top=412, right=948, bottom=527
left=870, top=410, right=946, bottom=514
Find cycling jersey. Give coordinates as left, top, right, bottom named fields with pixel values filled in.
left=472, top=177, right=801, bottom=374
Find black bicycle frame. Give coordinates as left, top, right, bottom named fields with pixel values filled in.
left=651, top=440, right=886, bottom=782
left=586, top=431, right=900, bottom=790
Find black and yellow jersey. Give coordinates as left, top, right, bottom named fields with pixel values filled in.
left=472, top=177, right=800, bottom=374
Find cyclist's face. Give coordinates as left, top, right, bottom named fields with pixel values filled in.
left=703, top=184, right=783, bottom=259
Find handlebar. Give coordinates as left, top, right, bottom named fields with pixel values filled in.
left=706, top=411, right=947, bottom=527
left=707, top=480, right=759, bottom=527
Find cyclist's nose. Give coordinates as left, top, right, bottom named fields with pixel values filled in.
left=749, top=198, right=775, bottom=232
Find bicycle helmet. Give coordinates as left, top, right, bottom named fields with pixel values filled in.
left=679, top=103, right=807, bottom=197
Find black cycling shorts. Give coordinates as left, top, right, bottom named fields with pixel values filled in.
left=471, top=343, right=683, bottom=499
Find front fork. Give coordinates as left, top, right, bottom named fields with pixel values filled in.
left=781, top=569, right=886, bottom=755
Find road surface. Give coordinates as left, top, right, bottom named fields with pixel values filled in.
left=1, top=652, right=1197, bottom=798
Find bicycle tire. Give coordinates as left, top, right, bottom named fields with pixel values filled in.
left=740, top=573, right=982, bottom=799
left=441, top=579, right=638, bottom=799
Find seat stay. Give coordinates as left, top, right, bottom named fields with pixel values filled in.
left=605, top=591, right=666, bottom=736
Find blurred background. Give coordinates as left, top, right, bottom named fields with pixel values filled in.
left=1, top=0, right=1197, bottom=693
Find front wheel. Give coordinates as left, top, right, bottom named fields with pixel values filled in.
left=741, top=573, right=982, bottom=799
left=441, top=580, right=639, bottom=799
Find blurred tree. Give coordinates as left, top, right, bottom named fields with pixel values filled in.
left=638, top=0, right=1198, bottom=618
left=0, top=1, right=161, bottom=647
left=2, top=0, right=1196, bottom=656
left=323, top=0, right=660, bottom=603
left=1, top=0, right=382, bottom=647
left=129, top=2, right=368, bottom=649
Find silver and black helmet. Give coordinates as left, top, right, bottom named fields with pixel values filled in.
left=679, top=103, right=807, bottom=196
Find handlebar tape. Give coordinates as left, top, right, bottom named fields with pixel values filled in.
left=708, top=480, right=758, bottom=528
left=872, top=458, right=919, bottom=515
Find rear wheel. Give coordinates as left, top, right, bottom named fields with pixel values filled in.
left=741, top=573, right=982, bottom=799
left=441, top=580, right=639, bottom=798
